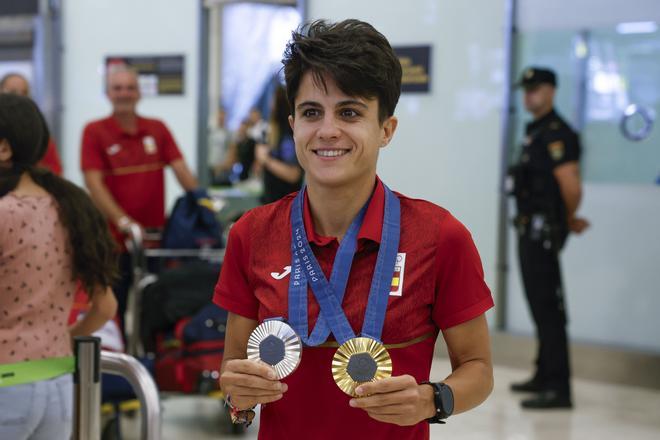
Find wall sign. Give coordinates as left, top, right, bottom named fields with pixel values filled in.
left=393, top=46, right=432, bottom=93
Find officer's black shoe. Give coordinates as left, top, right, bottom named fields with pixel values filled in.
left=521, top=390, right=573, bottom=410
left=510, top=378, right=546, bottom=393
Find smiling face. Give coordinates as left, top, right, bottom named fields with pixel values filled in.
left=106, top=69, right=140, bottom=115
left=290, top=72, right=397, bottom=190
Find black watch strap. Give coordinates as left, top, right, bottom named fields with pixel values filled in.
left=422, top=381, right=454, bottom=424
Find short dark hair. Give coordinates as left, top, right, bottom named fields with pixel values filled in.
left=282, top=19, right=402, bottom=124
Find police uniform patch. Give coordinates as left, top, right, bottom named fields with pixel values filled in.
left=548, top=141, right=564, bottom=161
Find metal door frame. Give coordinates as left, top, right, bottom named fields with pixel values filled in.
left=196, top=0, right=306, bottom=187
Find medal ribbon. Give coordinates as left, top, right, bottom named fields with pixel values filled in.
left=288, top=183, right=400, bottom=346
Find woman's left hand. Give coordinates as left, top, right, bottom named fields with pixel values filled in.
left=349, top=375, right=435, bottom=426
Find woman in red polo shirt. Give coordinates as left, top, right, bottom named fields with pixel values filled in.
left=216, top=20, right=494, bottom=439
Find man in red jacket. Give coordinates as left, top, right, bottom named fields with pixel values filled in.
left=80, top=65, right=198, bottom=329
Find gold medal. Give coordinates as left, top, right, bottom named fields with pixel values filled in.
left=247, top=320, right=302, bottom=379
left=332, top=337, right=392, bottom=396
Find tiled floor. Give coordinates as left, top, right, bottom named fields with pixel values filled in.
left=117, top=358, right=660, bottom=439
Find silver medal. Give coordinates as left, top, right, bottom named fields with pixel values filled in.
left=247, top=320, right=302, bottom=379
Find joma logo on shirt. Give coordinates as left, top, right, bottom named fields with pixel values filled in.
left=106, top=144, right=121, bottom=155
left=270, top=266, right=292, bottom=280
left=269, top=252, right=406, bottom=296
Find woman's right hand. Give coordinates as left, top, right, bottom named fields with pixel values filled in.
left=220, top=359, right=288, bottom=410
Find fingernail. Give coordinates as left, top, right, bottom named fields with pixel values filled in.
left=282, top=383, right=288, bottom=392
left=349, top=399, right=357, bottom=407
left=268, top=371, right=277, bottom=379
left=355, top=386, right=364, bottom=395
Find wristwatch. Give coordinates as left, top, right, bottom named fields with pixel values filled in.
left=224, top=394, right=256, bottom=427
left=422, top=381, right=454, bottom=424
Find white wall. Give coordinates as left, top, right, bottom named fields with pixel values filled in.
left=60, top=0, right=199, bottom=210
left=307, top=0, right=506, bottom=298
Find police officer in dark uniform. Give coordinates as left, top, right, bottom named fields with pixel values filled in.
left=509, top=67, right=589, bottom=409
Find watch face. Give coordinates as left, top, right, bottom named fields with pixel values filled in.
left=440, top=385, right=454, bottom=415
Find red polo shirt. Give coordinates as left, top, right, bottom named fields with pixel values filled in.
left=80, top=115, right=183, bottom=243
left=214, top=179, right=493, bottom=440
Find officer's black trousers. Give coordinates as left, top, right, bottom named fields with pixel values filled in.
left=518, top=234, right=571, bottom=395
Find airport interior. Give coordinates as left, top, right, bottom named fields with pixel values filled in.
left=0, top=0, right=659, bottom=439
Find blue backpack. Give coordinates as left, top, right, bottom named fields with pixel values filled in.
left=162, top=189, right=223, bottom=249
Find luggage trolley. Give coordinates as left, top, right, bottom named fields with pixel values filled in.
left=123, top=224, right=225, bottom=357
left=115, top=225, right=245, bottom=436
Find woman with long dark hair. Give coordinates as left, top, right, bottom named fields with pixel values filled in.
left=0, top=94, right=118, bottom=439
